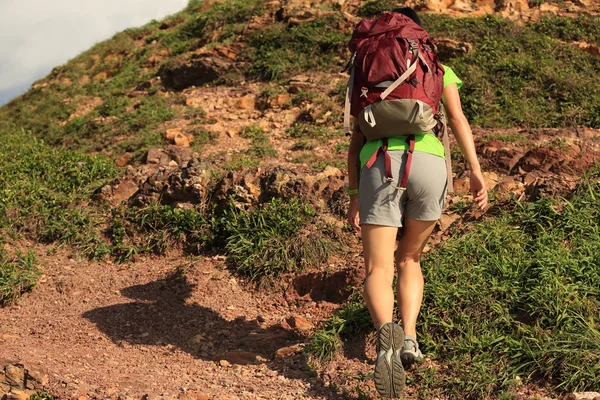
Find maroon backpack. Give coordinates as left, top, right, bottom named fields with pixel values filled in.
left=343, top=12, right=452, bottom=191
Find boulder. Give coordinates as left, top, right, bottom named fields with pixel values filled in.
left=160, top=53, right=241, bottom=90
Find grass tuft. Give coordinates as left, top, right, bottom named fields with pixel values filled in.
left=0, top=251, right=39, bottom=306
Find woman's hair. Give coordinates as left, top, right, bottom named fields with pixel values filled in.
left=392, top=7, right=423, bottom=27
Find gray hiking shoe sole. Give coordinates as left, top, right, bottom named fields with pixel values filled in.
left=374, top=322, right=405, bottom=398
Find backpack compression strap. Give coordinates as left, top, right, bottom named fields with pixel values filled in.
left=343, top=53, right=357, bottom=135
left=364, top=136, right=415, bottom=191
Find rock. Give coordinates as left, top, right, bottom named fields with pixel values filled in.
left=453, top=176, right=470, bottom=195
left=115, top=152, right=134, bottom=167
left=6, top=389, right=34, bottom=400
left=164, top=145, right=194, bottom=165
left=576, top=41, right=600, bottom=57
left=274, top=343, right=305, bottom=360
left=215, top=395, right=239, bottom=400
left=273, top=94, right=291, bottom=106
left=286, top=315, right=314, bottom=331
left=185, top=97, right=204, bottom=107
left=225, top=351, right=257, bottom=365
left=165, top=128, right=183, bottom=141
left=235, top=96, right=255, bottom=110
left=174, top=133, right=191, bottom=147
left=5, top=365, right=25, bottom=387
left=79, top=75, right=91, bottom=85
left=435, top=38, right=473, bottom=61
left=218, top=359, right=231, bottom=368
left=146, top=148, right=171, bottom=166
left=160, top=53, right=241, bottom=90
left=439, top=213, right=460, bottom=232
left=93, top=72, right=108, bottom=82
left=565, top=393, right=600, bottom=400
left=25, top=366, right=48, bottom=389
left=111, top=180, right=140, bottom=204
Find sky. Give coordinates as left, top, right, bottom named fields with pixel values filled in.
left=0, top=0, right=189, bottom=106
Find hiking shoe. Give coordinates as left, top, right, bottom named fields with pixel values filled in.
left=374, top=322, right=405, bottom=398
left=400, top=334, right=424, bottom=368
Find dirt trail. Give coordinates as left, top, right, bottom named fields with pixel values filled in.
left=0, top=246, right=348, bottom=399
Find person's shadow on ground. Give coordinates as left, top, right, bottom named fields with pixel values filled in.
left=83, top=270, right=342, bottom=399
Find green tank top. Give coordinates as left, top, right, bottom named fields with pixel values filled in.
left=359, top=65, right=462, bottom=168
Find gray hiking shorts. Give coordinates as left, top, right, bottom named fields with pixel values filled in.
left=359, top=150, right=447, bottom=227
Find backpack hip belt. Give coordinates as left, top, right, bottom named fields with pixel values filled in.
left=365, top=135, right=415, bottom=191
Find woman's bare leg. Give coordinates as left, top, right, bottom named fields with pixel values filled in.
left=395, top=218, right=436, bottom=337
left=361, top=224, right=399, bottom=329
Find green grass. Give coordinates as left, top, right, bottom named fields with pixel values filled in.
left=246, top=14, right=346, bottom=80
left=532, top=15, right=600, bottom=44
left=0, top=126, right=118, bottom=242
left=153, top=0, right=266, bottom=55
left=0, top=251, right=38, bottom=306
left=422, top=14, right=600, bottom=128
left=310, top=166, right=600, bottom=397
left=240, top=125, right=278, bottom=158
left=286, top=123, right=336, bottom=139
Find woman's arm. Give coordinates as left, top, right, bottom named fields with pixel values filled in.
left=442, top=83, right=488, bottom=210
left=347, top=126, right=363, bottom=230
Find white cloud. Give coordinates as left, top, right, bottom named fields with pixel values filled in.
left=0, top=0, right=188, bottom=100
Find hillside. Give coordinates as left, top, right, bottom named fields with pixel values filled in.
left=1, top=0, right=600, bottom=399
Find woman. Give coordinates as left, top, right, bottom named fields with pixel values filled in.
left=346, top=7, right=488, bottom=397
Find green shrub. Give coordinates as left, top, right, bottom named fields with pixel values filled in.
left=107, top=204, right=211, bottom=262
left=215, top=198, right=336, bottom=280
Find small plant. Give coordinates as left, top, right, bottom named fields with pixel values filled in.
left=292, top=90, right=319, bottom=106
left=29, top=392, right=56, bottom=400
left=107, top=204, right=211, bottom=262
left=286, top=123, right=332, bottom=139
left=241, top=125, right=278, bottom=158
left=358, top=0, right=397, bottom=17
left=214, top=198, right=336, bottom=280
left=335, top=142, right=350, bottom=153
left=0, top=251, right=39, bottom=306
left=292, top=139, right=316, bottom=151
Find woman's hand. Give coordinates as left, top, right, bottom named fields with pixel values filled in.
left=470, top=169, right=488, bottom=211
left=348, top=196, right=361, bottom=231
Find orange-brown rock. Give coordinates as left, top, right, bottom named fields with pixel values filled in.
left=93, top=72, right=108, bottom=82
left=165, top=128, right=182, bottom=141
